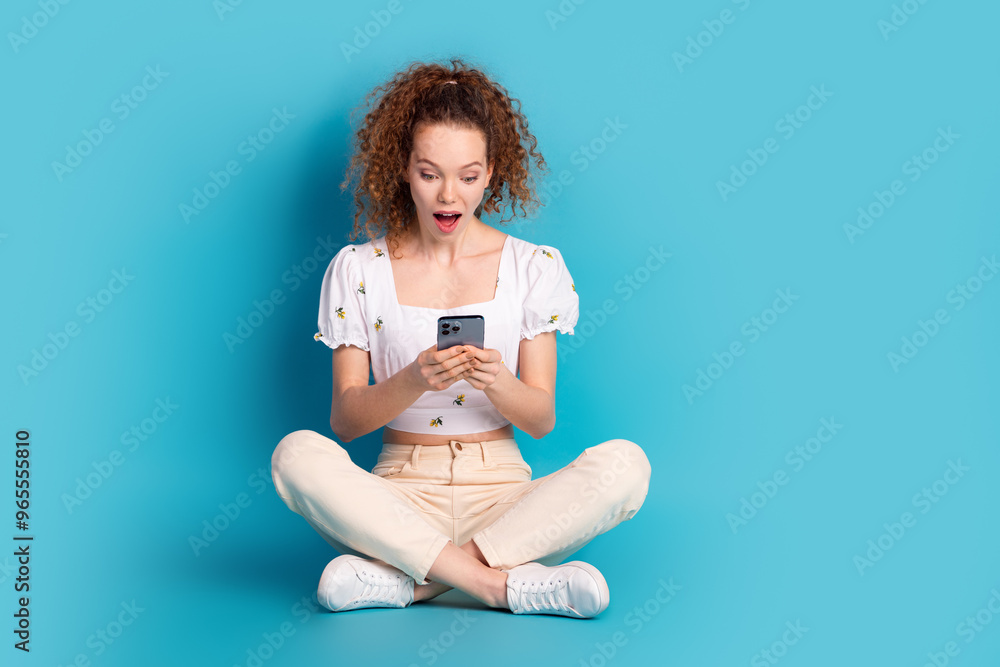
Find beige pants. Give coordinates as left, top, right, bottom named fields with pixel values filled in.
left=271, top=430, right=651, bottom=585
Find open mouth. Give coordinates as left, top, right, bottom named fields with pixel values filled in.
left=433, top=213, right=461, bottom=224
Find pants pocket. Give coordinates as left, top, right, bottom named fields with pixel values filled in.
left=489, top=460, right=532, bottom=480
left=371, top=461, right=409, bottom=479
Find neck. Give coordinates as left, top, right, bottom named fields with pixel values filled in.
left=404, top=215, right=482, bottom=266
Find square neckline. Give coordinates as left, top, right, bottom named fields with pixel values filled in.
left=383, top=234, right=511, bottom=311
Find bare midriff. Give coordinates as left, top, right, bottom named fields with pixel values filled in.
left=383, top=423, right=515, bottom=446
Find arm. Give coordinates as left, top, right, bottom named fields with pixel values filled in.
left=329, top=343, right=478, bottom=443
left=329, top=344, right=419, bottom=443
left=466, top=331, right=558, bottom=439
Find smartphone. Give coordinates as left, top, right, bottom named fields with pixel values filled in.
left=437, top=315, right=485, bottom=351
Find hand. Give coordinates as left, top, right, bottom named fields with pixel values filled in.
left=462, top=346, right=503, bottom=390
left=407, top=343, right=478, bottom=392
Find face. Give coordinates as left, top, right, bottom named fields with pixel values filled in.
left=402, top=122, right=494, bottom=238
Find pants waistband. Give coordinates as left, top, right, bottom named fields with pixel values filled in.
left=380, top=437, right=521, bottom=470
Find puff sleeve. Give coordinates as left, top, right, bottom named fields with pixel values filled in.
left=520, top=244, right=580, bottom=340
left=314, top=246, right=370, bottom=351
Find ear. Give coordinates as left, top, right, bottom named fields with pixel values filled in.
left=485, top=161, right=495, bottom=188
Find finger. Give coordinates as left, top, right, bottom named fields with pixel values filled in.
left=427, top=343, right=459, bottom=361
left=469, top=347, right=500, bottom=363
left=435, top=364, right=475, bottom=390
left=431, top=345, right=468, bottom=364
left=440, top=348, right=476, bottom=372
left=435, top=357, right=474, bottom=379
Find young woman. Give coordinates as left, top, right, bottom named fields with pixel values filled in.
left=271, top=57, right=651, bottom=618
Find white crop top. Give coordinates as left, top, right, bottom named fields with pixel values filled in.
left=314, top=233, right=579, bottom=435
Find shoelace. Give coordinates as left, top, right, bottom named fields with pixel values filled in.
left=510, top=576, right=570, bottom=614
left=351, top=571, right=404, bottom=606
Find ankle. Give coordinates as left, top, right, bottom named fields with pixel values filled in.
left=413, top=581, right=447, bottom=603
left=487, top=571, right=510, bottom=609
left=412, top=583, right=431, bottom=603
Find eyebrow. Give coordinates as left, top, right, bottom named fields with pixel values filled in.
left=416, top=159, right=483, bottom=170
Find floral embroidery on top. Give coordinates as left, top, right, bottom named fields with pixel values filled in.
left=548, top=314, right=559, bottom=324
left=430, top=416, right=443, bottom=427
left=314, top=332, right=323, bottom=341
left=349, top=247, right=356, bottom=252
left=572, top=283, right=576, bottom=291
left=373, top=247, right=384, bottom=257
left=374, top=316, right=383, bottom=332
left=335, top=307, right=345, bottom=319
left=357, top=281, right=365, bottom=294
left=453, top=394, right=465, bottom=406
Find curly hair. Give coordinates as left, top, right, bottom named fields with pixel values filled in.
left=340, top=57, right=548, bottom=257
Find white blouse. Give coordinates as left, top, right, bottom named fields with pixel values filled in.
left=314, top=233, right=579, bottom=435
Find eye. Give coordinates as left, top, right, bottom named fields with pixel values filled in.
left=462, top=176, right=478, bottom=184
left=420, top=173, right=436, bottom=181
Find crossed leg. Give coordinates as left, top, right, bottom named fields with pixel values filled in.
left=415, top=439, right=651, bottom=608
left=273, top=431, right=650, bottom=611
left=413, top=539, right=506, bottom=606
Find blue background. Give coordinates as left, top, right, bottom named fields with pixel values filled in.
left=3, top=0, right=998, bottom=665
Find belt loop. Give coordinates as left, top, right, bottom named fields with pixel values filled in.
left=410, top=444, right=422, bottom=470
left=480, top=441, right=493, bottom=468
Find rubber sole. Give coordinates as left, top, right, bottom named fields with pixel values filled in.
left=562, top=560, right=611, bottom=616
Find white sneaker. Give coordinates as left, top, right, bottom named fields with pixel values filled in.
left=503, top=561, right=610, bottom=618
left=317, top=555, right=415, bottom=612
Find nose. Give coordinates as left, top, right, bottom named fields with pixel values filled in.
left=439, top=178, right=456, bottom=204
